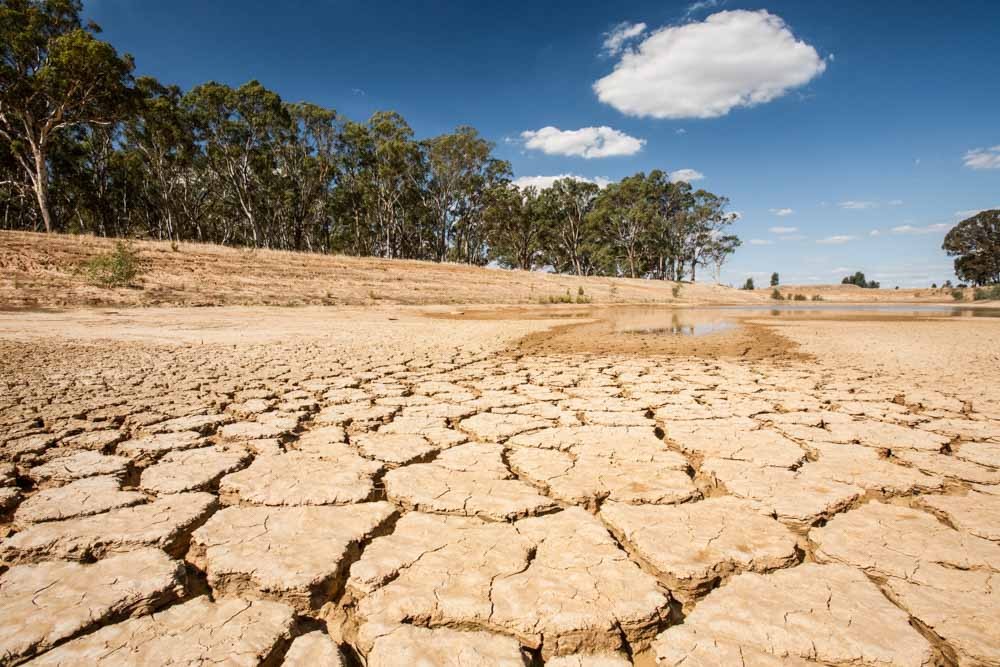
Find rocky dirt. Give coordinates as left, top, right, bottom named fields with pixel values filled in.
left=1, top=303, right=999, bottom=666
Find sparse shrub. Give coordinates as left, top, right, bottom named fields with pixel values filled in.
left=578, top=286, right=585, bottom=296
left=973, top=285, right=1000, bottom=301
left=811, top=294, right=823, bottom=301
left=771, top=288, right=784, bottom=300
left=170, top=240, right=180, bottom=252
left=792, top=293, right=807, bottom=301
left=951, top=289, right=965, bottom=301
left=672, top=284, right=682, bottom=298
left=742, top=278, right=755, bottom=290
left=83, top=241, right=144, bottom=288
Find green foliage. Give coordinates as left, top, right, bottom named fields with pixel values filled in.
left=841, top=271, right=880, bottom=289
left=943, top=210, right=1000, bottom=286
left=671, top=284, right=682, bottom=298
left=973, top=285, right=1000, bottom=301
left=742, top=278, right=755, bottom=290
left=792, top=293, right=807, bottom=301
left=811, top=294, right=823, bottom=301
left=951, top=289, right=965, bottom=301
left=770, top=272, right=779, bottom=287
left=83, top=240, right=143, bottom=287
left=771, top=288, right=784, bottom=300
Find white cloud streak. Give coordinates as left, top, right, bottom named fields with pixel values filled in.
left=769, top=208, right=794, bottom=217
left=816, top=235, right=857, bottom=245
left=520, top=126, right=645, bottom=159
left=749, top=239, right=773, bottom=245
left=594, top=10, right=826, bottom=119
left=602, top=21, right=647, bottom=56
left=890, top=223, right=952, bottom=235
left=963, top=146, right=1000, bottom=170
left=769, top=226, right=798, bottom=234
left=839, top=200, right=877, bottom=210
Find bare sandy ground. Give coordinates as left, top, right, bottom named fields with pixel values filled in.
left=0, top=230, right=969, bottom=308
left=2, top=303, right=1000, bottom=666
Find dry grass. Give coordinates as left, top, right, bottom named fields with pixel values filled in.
left=0, top=231, right=958, bottom=309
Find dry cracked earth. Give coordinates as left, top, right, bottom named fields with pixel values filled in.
left=1, top=307, right=999, bottom=666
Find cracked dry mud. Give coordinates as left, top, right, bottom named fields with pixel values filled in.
left=2, top=305, right=1000, bottom=666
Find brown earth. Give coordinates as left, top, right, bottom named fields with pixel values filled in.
left=0, top=230, right=971, bottom=309
left=2, top=234, right=1000, bottom=666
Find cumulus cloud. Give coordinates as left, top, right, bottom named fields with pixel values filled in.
left=963, top=146, right=1000, bottom=170
left=769, top=208, right=794, bottom=217
left=512, top=174, right=612, bottom=190
left=593, top=10, right=826, bottom=119
left=668, top=168, right=704, bottom=182
left=520, top=126, right=645, bottom=159
left=602, top=21, right=647, bottom=56
left=839, top=200, right=877, bottom=210
left=816, top=235, right=857, bottom=245
left=869, top=229, right=881, bottom=237
left=749, top=239, right=773, bottom=245
left=891, top=223, right=952, bottom=235
left=769, top=226, right=798, bottom=234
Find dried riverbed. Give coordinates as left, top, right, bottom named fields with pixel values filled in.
left=1, top=305, right=999, bottom=666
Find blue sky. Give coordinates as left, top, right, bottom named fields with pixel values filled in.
left=84, top=0, right=999, bottom=286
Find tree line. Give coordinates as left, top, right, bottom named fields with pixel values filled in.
left=1, top=0, right=741, bottom=279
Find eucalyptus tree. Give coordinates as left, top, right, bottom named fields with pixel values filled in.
left=942, top=209, right=1000, bottom=286
left=121, top=77, right=202, bottom=242
left=184, top=80, right=291, bottom=247
left=275, top=102, right=340, bottom=251
left=590, top=174, right=654, bottom=278
left=0, top=0, right=135, bottom=232
left=419, top=126, right=505, bottom=262
left=485, top=185, right=550, bottom=271
left=544, top=177, right=600, bottom=275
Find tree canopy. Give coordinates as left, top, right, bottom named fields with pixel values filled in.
left=942, top=209, right=1000, bottom=286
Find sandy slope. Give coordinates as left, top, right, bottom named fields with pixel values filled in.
left=0, top=230, right=960, bottom=308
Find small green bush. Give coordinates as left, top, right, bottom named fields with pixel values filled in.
left=973, top=285, right=1000, bottom=301
left=811, top=294, right=823, bottom=301
left=671, top=284, right=682, bottom=298
left=951, top=289, right=965, bottom=301
left=83, top=241, right=143, bottom=288
left=770, top=289, right=784, bottom=301
left=792, top=293, right=807, bottom=301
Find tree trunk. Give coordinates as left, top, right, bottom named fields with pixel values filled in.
left=31, top=147, right=53, bottom=233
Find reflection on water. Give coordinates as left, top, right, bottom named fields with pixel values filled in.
left=606, top=304, right=1000, bottom=337
left=616, top=310, right=735, bottom=337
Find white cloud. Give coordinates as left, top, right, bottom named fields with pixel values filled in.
left=593, top=10, right=826, bottom=119
left=602, top=22, right=647, bottom=56
left=512, top=174, right=612, bottom=190
left=520, top=126, right=645, bottom=159
left=816, top=235, right=857, bottom=245
left=869, top=229, right=881, bottom=237
left=963, top=146, right=1000, bottom=170
left=685, top=0, right=723, bottom=17
left=668, top=168, right=704, bottom=182
left=888, top=199, right=904, bottom=206
left=675, top=128, right=687, bottom=135
left=749, top=239, right=773, bottom=245
left=769, top=226, right=798, bottom=234
left=891, top=223, right=952, bottom=235
left=839, top=200, right=877, bottom=210
left=769, top=208, right=794, bottom=217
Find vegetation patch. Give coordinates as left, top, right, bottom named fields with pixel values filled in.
left=82, top=241, right=144, bottom=288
